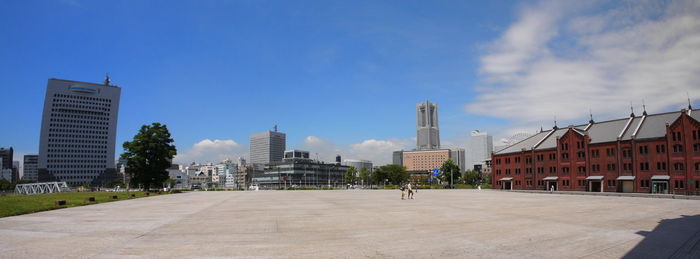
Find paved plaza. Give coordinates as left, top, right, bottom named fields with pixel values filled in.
left=1, top=190, right=699, bottom=258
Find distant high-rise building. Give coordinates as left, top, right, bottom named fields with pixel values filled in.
left=12, top=160, right=22, bottom=182
left=468, top=130, right=493, bottom=169
left=416, top=101, right=440, bottom=150
left=38, top=78, right=121, bottom=186
left=250, top=128, right=286, bottom=165
left=0, top=147, right=13, bottom=172
left=450, top=148, right=467, bottom=173
left=0, top=147, right=17, bottom=182
left=392, top=150, right=403, bottom=165
left=402, top=149, right=466, bottom=173
left=23, top=155, right=38, bottom=181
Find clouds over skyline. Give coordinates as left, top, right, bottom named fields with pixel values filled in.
left=467, top=0, right=700, bottom=129
left=173, top=136, right=415, bottom=166
left=300, top=136, right=413, bottom=166
left=174, top=139, right=247, bottom=165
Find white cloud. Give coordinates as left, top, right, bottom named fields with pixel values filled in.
left=174, top=139, right=247, bottom=165
left=299, top=136, right=413, bottom=166
left=468, top=0, right=700, bottom=126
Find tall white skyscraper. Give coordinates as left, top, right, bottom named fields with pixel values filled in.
left=416, top=100, right=440, bottom=150
left=38, top=78, right=121, bottom=185
left=250, top=128, right=286, bottom=165
left=468, top=130, right=493, bottom=169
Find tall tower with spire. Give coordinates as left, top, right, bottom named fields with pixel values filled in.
left=416, top=100, right=440, bottom=150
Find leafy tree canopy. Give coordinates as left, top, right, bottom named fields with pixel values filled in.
left=358, top=167, right=370, bottom=185
left=373, top=164, right=408, bottom=185
left=345, top=166, right=358, bottom=184
left=439, top=159, right=460, bottom=185
left=120, top=123, right=176, bottom=190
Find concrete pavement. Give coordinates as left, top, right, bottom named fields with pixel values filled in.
left=0, top=190, right=699, bottom=258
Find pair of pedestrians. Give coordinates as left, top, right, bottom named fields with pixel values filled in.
left=401, top=182, right=415, bottom=200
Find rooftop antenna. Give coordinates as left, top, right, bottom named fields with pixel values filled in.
left=687, top=91, right=693, bottom=110
left=104, top=73, right=111, bottom=86
left=630, top=101, right=635, bottom=117
left=273, top=125, right=278, bottom=132
left=553, top=116, right=558, bottom=129
left=642, top=99, right=648, bottom=115
left=589, top=109, right=594, bottom=123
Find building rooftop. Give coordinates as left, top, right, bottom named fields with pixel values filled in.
left=495, top=108, right=699, bottom=155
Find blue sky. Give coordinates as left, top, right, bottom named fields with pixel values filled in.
left=1, top=0, right=699, bottom=166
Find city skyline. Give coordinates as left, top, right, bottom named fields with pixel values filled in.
left=1, top=1, right=699, bottom=167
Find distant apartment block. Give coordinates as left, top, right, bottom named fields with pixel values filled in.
left=469, top=130, right=493, bottom=170
left=250, top=128, right=286, bottom=165
left=23, top=155, right=38, bottom=181
left=38, top=78, right=121, bottom=186
left=0, top=147, right=17, bottom=182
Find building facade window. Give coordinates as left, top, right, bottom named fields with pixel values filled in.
left=622, top=149, right=632, bottom=158
left=673, top=144, right=684, bottom=153
left=639, top=146, right=649, bottom=154
left=639, top=162, right=649, bottom=171
left=674, top=163, right=685, bottom=171
left=606, top=148, right=615, bottom=157
left=657, top=162, right=667, bottom=171
left=641, top=180, right=650, bottom=188
left=656, top=144, right=666, bottom=153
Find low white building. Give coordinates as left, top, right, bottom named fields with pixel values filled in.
left=168, top=169, right=189, bottom=189
left=343, top=159, right=373, bottom=175
left=215, top=160, right=238, bottom=188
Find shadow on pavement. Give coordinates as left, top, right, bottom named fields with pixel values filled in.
left=623, top=214, right=700, bottom=259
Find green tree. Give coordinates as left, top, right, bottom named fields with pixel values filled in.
left=164, top=178, right=177, bottom=189
left=373, top=164, right=408, bottom=185
left=358, top=167, right=370, bottom=186
left=345, top=166, right=358, bottom=184
left=461, top=171, right=480, bottom=186
left=439, top=159, right=460, bottom=185
left=0, top=179, right=13, bottom=190
left=371, top=167, right=386, bottom=185
left=485, top=172, right=492, bottom=185
left=120, top=123, right=177, bottom=190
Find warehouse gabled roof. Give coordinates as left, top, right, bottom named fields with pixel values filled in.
left=494, top=108, right=699, bottom=155
left=495, top=130, right=551, bottom=155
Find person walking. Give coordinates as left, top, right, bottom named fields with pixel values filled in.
left=407, top=182, right=414, bottom=199
left=400, top=183, right=406, bottom=200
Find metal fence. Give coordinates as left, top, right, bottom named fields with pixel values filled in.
left=14, top=182, right=70, bottom=195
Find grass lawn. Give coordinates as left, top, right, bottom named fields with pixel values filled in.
left=0, top=191, right=168, bottom=218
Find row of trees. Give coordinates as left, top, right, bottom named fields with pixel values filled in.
left=344, top=159, right=492, bottom=187
left=345, top=164, right=410, bottom=186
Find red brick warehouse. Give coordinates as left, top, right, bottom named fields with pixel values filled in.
left=492, top=106, right=700, bottom=194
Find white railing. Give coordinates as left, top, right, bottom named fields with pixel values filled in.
left=14, top=182, right=70, bottom=195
